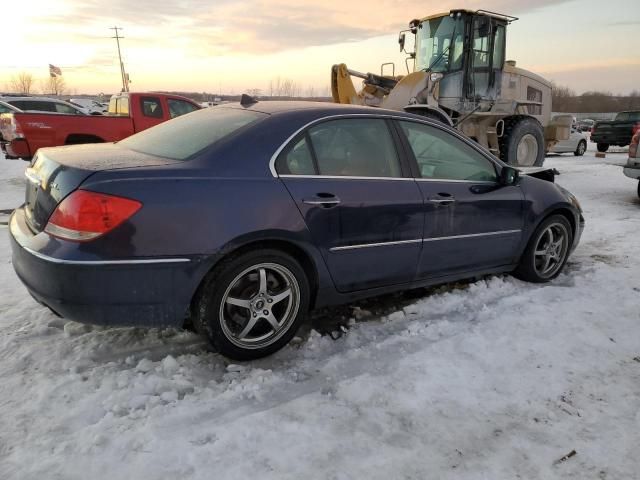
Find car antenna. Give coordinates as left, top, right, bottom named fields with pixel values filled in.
left=240, top=94, right=258, bottom=107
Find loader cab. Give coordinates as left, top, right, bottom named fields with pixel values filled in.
left=412, top=10, right=514, bottom=108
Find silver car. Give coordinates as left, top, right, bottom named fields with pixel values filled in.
left=549, top=125, right=588, bottom=156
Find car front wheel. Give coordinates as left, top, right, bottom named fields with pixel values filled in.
left=514, top=215, right=573, bottom=283
left=194, top=249, right=310, bottom=360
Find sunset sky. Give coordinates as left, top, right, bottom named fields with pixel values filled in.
left=2, top=0, right=639, bottom=96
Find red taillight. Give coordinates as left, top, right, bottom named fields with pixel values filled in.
left=45, top=190, right=142, bottom=242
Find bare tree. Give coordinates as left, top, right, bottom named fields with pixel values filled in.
left=9, top=72, right=36, bottom=94
left=268, top=77, right=301, bottom=98
left=305, top=85, right=316, bottom=98
left=550, top=82, right=575, bottom=112
left=40, top=76, right=67, bottom=96
left=246, top=88, right=262, bottom=98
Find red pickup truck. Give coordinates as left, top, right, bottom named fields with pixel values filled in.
left=0, top=92, right=200, bottom=159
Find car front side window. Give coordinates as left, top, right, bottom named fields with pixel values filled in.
left=399, top=121, right=497, bottom=182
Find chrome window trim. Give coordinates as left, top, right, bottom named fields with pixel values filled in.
left=268, top=113, right=505, bottom=179
left=329, top=229, right=521, bottom=252
left=415, top=178, right=497, bottom=184
left=22, top=246, right=191, bottom=266
left=280, top=174, right=415, bottom=181
left=330, top=238, right=422, bottom=252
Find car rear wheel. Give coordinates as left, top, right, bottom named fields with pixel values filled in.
left=194, top=249, right=310, bottom=360
left=637, top=180, right=640, bottom=199
left=574, top=140, right=586, bottom=156
left=597, top=143, right=609, bottom=153
left=514, top=215, right=573, bottom=283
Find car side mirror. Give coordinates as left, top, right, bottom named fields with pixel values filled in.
left=500, top=166, right=519, bottom=186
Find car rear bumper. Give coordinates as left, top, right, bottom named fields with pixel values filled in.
left=2, top=138, right=31, bottom=159
left=9, top=207, right=206, bottom=328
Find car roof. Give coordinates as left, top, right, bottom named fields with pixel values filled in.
left=0, top=96, right=69, bottom=103
left=218, top=100, right=424, bottom=120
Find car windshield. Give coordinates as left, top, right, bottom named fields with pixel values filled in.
left=119, top=107, right=267, bottom=160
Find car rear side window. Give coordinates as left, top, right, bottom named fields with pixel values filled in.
left=277, top=136, right=316, bottom=175
left=277, top=118, right=401, bottom=178
left=399, top=121, right=497, bottom=182
left=119, top=107, right=267, bottom=160
left=140, top=97, right=163, bottom=118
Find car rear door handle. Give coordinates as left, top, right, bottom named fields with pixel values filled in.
left=302, top=193, right=341, bottom=207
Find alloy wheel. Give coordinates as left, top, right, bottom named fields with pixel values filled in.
left=533, top=222, right=569, bottom=278
left=219, top=263, right=300, bottom=349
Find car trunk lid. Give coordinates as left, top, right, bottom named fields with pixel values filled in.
left=24, top=143, right=180, bottom=233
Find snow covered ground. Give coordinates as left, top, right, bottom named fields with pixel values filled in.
left=1, top=145, right=638, bottom=479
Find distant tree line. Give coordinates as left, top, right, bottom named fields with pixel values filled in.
left=552, top=83, right=640, bottom=113
left=3, top=71, right=70, bottom=96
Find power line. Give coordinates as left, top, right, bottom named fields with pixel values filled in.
left=110, top=26, right=129, bottom=92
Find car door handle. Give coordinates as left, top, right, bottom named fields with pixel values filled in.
left=428, top=194, right=456, bottom=205
left=302, top=194, right=341, bottom=207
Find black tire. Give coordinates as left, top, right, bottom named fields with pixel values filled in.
left=499, top=116, right=545, bottom=167
left=513, top=214, right=573, bottom=283
left=193, top=249, right=310, bottom=360
left=574, top=140, right=587, bottom=156
left=637, top=180, right=640, bottom=200
left=596, top=143, right=609, bottom=153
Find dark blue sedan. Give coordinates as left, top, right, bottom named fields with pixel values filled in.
left=9, top=101, right=584, bottom=359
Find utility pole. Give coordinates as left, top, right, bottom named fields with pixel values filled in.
left=110, top=26, right=129, bottom=92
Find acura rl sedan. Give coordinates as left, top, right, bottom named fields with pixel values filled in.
left=9, top=100, right=584, bottom=360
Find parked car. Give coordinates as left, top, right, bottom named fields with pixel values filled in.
left=69, top=98, right=108, bottom=115
left=591, top=111, right=640, bottom=152
left=549, top=123, right=588, bottom=156
left=577, top=119, right=595, bottom=132
left=0, top=100, right=21, bottom=114
left=9, top=101, right=584, bottom=360
left=0, top=96, right=87, bottom=116
left=0, top=92, right=200, bottom=159
left=623, top=130, right=640, bottom=198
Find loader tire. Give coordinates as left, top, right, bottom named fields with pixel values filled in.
left=499, top=116, right=545, bottom=167
left=596, top=143, right=609, bottom=153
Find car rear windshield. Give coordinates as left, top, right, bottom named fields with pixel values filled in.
left=119, top=107, right=267, bottom=160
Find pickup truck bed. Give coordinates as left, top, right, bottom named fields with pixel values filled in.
left=0, top=92, right=200, bottom=159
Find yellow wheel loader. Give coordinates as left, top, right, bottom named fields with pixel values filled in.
left=331, top=9, right=571, bottom=167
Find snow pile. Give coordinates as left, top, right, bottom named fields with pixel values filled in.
left=0, top=147, right=639, bottom=479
